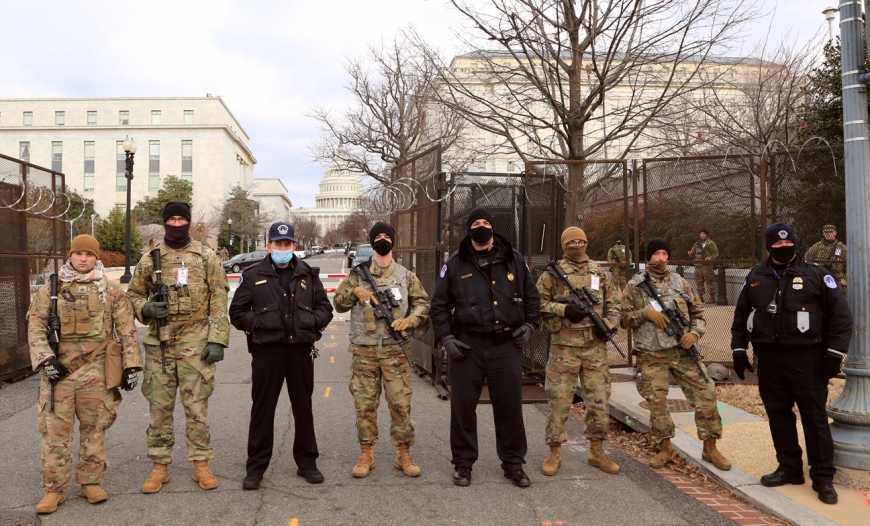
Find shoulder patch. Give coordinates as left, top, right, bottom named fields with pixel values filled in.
left=824, top=275, right=838, bottom=289
left=238, top=275, right=243, bottom=285
left=440, top=264, right=447, bottom=278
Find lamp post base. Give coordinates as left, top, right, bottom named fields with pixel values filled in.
left=120, top=272, right=132, bottom=284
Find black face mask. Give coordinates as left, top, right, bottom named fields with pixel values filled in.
left=372, top=239, right=392, bottom=256
left=470, top=226, right=493, bottom=244
left=164, top=223, right=192, bottom=249
left=769, top=245, right=796, bottom=264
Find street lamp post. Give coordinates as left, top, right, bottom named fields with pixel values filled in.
left=90, top=213, right=95, bottom=237
left=120, top=136, right=136, bottom=284
left=227, top=218, right=233, bottom=257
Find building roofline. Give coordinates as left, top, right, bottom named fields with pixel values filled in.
left=450, top=51, right=778, bottom=67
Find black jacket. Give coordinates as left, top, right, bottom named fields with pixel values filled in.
left=430, top=233, right=541, bottom=342
left=229, top=255, right=333, bottom=348
left=730, top=254, right=852, bottom=352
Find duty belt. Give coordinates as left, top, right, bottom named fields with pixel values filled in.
left=459, top=326, right=514, bottom=344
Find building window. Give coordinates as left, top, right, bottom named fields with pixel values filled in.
left=56, top=111, right=65, bottom=126
left=119, top=110, right=129, bottom=125
left=52, top=142, right=62, bottom=172
left=19, top=141, right=30, bottom=162
left=149, top=141, right=160, bottom=190
left=84, top=141, right=95, bottom=192
left=507, top=161, right=516, bottom=172
left=87, top=111, right=97, bottom=125
left=181, top=140, right=193, bottom=181
left=116, top=141, right=126, bottom=191
left=23, top=111, right=32, bottom=126
left=151, top=110, right=161, bottom=125
left=184, top=110, right=194, bottom=124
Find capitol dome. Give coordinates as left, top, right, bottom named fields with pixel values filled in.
left=292, top=148, right=363, bottom=235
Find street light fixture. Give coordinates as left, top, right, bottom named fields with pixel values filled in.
left=227, top=218, right=233, bottom=257
left=823, top=6, right=838, bottom=41
left=120, top=136, right=137, bottom=284
left=90, top=213, right=95, bottom=237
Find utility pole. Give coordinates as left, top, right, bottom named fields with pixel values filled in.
left=827, top=1, right=870, bottom=473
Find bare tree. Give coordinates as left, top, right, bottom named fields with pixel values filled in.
left=426, top=0, right=758, bottom=225
left=309, top=30, right=480, bottom=185
left=289, top=215, right=320, bottom=249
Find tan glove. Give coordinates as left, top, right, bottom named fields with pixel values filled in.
left=680, top=333, right=699, bottom=349
left=391, top=318, right=415, bottom=332
left=353, top=286, right=378, bottom=305
left=644, top=307, right=670, bottom=329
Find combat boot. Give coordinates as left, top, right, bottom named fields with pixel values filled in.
left=541, top=443, right=561, bottom=476
left=352, top=444, right=375, bottom=478
left=394, top=444, right=421, bottom=477
left=192, top=460, right=219, bottom=490
left=35, top=491, right=65, bottom=514
left=141, top=463, right=170, bottom=494
left=702, top=438, right=731, bottom=471
left=80, top=484, right=108, bottom=504
left=649, top=438, right=674, bottom=469
left=588, top=440, right=620, bottom=474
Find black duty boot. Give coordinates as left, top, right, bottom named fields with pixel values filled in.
left=504, top=468, right=531, bottom=488
left=760, top=469, right=805, bottom=487
left=453, top=467, right=472, bottom=486
left=812, top=481, right=838, bottom=505
left=242, top=473, right=263, bottom=490
left=296, top=468, right=324, bottom=484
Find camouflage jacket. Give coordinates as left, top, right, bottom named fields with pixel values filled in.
left=537, top=259, right=620, bottom=346
left=128, top=241, right=230, bottom=346
left=606, top=245, right=632, bottom=265
left=27, top=277, right=142, bottom=371
left=689, top=239, right=719, bottom=261
left=334, top=259, right=430, bottom=348
left=804, top=239, right=847, bottom=280
left=620, top=271, right=705, bottom=353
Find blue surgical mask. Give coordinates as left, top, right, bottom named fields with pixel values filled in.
left=272, top=249, right=294, bottom=265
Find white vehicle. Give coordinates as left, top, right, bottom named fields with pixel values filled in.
left=294, top=249, right=307, bottom=259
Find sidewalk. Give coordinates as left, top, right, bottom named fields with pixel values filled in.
left=606, top=370, right=870, bottom=526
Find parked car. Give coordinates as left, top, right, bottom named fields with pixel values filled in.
left=222, top=251, right=267, bottom=273
left=352, top=244, right=374, bottom=267
left=309, top=245, right=323, bottom=255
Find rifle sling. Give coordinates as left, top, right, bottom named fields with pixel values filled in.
left=63, top=333, right=111, bottom=377
left=170, top=301, right=210, bottom=343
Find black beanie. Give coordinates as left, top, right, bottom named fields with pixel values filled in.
left=466, top=207, right=495, bottom=230
left=163, top=201, right=192, bottom=223
left=645, top=238, right=671, bottom=261
left=765, top=222, right=797, bottom=249
left=369, top=221, right=395, bottom=243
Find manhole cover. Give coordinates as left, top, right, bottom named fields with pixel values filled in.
left=611, top=373, right=635, bottom=383
left=638, top=399, right=696, bottom=413
left=0, top=511, right=41, bottom=526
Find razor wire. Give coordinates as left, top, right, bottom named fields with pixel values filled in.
left=0, top=171, right=84, bottom=223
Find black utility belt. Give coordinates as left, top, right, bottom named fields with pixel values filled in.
left=458, top=326, right=514, bottom=342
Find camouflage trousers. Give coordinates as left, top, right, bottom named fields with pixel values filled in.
left=694, top=265, right=716, bottom=301
left=545, top=342, right=611, bottom=443
left=610, top=266, right=629, bottom=295
left=142, top=341, right=215, bottom=464
left=636, top=349, right=722, bottom=443
left=37, top=357, right=121, bottom=492
left=348, top=344, right=415, bottom=446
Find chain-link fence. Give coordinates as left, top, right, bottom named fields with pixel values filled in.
left=0, top=153, right=67, bottom=382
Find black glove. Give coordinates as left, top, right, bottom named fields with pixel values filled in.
left=442, top=335, right=470, bottom=361
left=512, top=324, right=534, bottom=348
left=824, top=349, right=845, bottom=380
left=732, top=349, right=754, bottom=380
left=120, top=368, right=139, bottom=391
left=564, top=305, right=586, bottom=323
left=143, top=295, right=169, bottom=319
left=43, top=358, right=69, bottom=383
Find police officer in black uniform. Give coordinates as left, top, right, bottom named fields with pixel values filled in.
left=229, top=222, right=334, bottom=490
left=430, top=207, right=541, bottom=488
left=730, top=222, right=852, bottom=505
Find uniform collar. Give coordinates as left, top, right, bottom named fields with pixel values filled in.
left=369, top=259, right=395, bottom=279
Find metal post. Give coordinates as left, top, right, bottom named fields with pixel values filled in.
left=120, top=149, right=135, bottom=284
left=827, top=0, right=870, bottom=471
left=716, top=264, right=728, bottom=305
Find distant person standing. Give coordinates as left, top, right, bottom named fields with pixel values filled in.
left=606, top=237, right=632, bottom=292
left=688, top=230, right=719, bottom=303
left=804, top=224, right=847, bottom=297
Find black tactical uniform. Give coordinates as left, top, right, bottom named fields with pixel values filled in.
left=229, top=226, right=333, bottom=482
left=731, top=249, right=852, bottom=489
left=430, top=231, right=541, bottom=475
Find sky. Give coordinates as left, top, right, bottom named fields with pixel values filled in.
left=0, top=0, right=837, bottom=208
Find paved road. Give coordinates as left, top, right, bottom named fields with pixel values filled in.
left=0, top=253, right=733, bottom=525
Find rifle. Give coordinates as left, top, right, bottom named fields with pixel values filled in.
left=147, top=244, right=171, bottom=373
left=48, top=273, right=62, bottom=412
left=354, top=259, right=415, bottom=369
left=546, top=261, right=626, bottom=359
left=635, top=276, right=710, bottom=383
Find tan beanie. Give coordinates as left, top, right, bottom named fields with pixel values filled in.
left=70, top=235, right=100, bottom=258
left=561, top=227, right=587, bottom=248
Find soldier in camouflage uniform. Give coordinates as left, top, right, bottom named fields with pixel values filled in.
left=687, top=230, right=719, bottom=303
left=127, top=202, right=229, bottom=493
left=621, top=238, right=730, bottom=471
left=27, top=235, right=142, bottom=514
left=804, top=225, right=847, bottom=297
left=606, top=237, right=632, bottom=293
left=333, top=222, right=430, bottom=479
left=538, top=227, right=621, bottom=476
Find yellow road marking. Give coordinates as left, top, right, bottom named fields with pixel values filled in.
left=324, top=387, right=331, bottom=397
left=289, top=519, right=299, bottom=526
left=330, top=356, right=335, bottom=363
left=331, top=334, right=335, bottom=340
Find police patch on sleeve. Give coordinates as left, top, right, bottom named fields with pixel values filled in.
left=440, top=264, right=447, bottom=278
left=824, top=275, right=838, bottom=289
left=238, top=275, right=243, bottom=285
